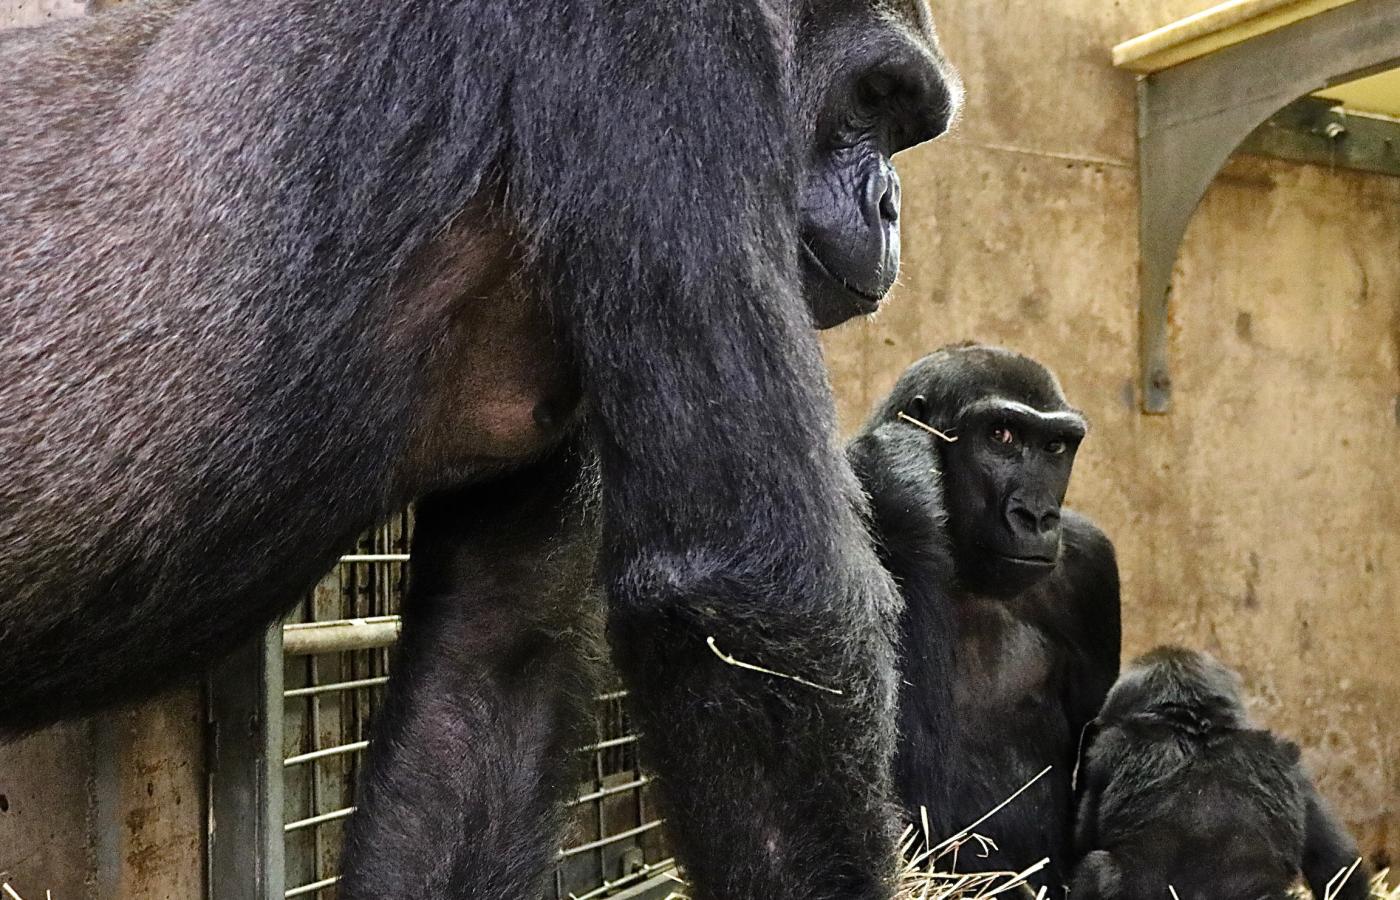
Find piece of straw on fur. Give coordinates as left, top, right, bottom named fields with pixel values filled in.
left=898, top=412, right=958, bottom=443
left=705, top=636, right=843, bottom=695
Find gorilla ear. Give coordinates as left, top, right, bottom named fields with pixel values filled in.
left=908, top=394, right=929, bottom=422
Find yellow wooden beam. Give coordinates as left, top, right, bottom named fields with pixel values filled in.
left=1112, top=0, right=1359, bottom=74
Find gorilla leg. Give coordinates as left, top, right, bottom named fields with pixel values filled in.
left=339, top=445, right=601, bottom=899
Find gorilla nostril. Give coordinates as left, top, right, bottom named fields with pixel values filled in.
left=879, top=169, right=901, bottom=224
left=1040, top=510, right=1061, bottom=532
left=532, top=399, right=560, bottom=431
left=879, top=185, right=899, bottom=223
left=866, top=162, right=901, bottom=226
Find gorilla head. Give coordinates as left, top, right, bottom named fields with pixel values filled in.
left=1074, top=646, right=1374, bottom=900
left=1099, top=645, right=1250, bottom=732
left=794, top=0, right=961, bottom=328
left=873, top=343, right=1088, bottom=593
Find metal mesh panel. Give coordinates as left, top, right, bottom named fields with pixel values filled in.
left=276, top=516, right=674, bottom=900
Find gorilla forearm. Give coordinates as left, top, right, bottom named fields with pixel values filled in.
left=609, top=550, right=901, bottom=900
left=517, top=5, right=905, bottom=895
left=848, top=425, right=957, bottom=838
left=591, top=264, right=905, bottom=895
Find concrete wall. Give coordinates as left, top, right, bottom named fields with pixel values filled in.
left=824, top=0, right=1400, bottom=867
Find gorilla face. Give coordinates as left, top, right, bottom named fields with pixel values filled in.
left=936, top=396, right=1087, bottom=594
left=874, top=344, right=1089, bottom=595
left=794, top=0, right=961, bottom=329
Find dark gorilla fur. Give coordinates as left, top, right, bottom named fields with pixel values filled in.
left=849, top=345, right=1120, bottom=890
left=0, top=0, right=958, bottom=896
left=1073, top=647, right=1373, bottom=900
left=339, top=442, right=606, bottom=897
left=847, top=404, right=959, bottom=839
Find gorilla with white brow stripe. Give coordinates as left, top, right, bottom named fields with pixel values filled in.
left=849, top=344, right=1120, bottom=891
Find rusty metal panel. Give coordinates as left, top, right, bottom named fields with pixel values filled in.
left=92, top=691, right=207, bottom=900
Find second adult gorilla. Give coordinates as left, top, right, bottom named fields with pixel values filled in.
left=849, top=344, right=1121, bottom=889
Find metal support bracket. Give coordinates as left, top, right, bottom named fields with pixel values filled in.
left=1133, top=0, right=1400, bottom=412
left=1240, top=96, right=1400, bottom=177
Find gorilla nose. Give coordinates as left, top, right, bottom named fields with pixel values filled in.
left=866, top=161, right=901, bottom=226
left=1007, top=498, right=1061, bottom=540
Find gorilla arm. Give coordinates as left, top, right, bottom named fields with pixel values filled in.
left=510, top=7, right=904, bottom=898
left=339, top=442, right=601, bottom=898
left=1060, top=516, right=1121, bottom=736
left=1300, top=783, right=1373, bottom=900
left=848, top=421, right=958, bottom=837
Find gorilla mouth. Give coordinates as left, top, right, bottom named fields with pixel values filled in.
left=800, top=241, right=885, bottom=313
left=992, top=552, right=1057, bottom=568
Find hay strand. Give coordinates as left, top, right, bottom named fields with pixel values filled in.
left=705, top=636, right=843, bottom=695
left=898, top=412, right=959, bottom=443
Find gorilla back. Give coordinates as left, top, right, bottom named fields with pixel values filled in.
left=1073, top=647, right=1373, bottom=900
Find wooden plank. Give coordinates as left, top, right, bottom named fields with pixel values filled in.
left=1112, top=0, right=1359, bottom=73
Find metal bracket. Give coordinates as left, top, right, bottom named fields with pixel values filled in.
left=1239, top=96, right=1400, bottom=177
left=1133, top=0, right=1400, bottom=412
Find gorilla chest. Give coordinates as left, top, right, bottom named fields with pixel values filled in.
left=953, top=597, right=1063, bottom=719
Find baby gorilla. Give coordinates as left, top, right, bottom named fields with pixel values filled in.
left=1073, top=647, right=1372, bottom=900
left=848, top=343, right=1120, bottom=890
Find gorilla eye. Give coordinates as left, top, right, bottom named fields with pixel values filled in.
left=1046, top=439, right=1068, bottom=455
left=990, top=426, right=1014, bottom=445
left=857, top=72, right=899, bottom=109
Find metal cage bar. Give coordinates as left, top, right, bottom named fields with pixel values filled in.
left=207, top=627, right=285, bottom=900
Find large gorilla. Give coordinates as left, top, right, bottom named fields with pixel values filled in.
left=0, top=0, right=958, bottom=896
left=848, top=344, right=1120, bottom=890
left=1073, top=647, right=1373, bottom=900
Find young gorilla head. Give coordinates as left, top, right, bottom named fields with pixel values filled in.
left=873, top=343, right=1088, bottom=593
left=1098, top=645, right=1249, bottom=730
left=852, top=344, right=1120, bottom=888
left=794, top=0, right=961, bottom=328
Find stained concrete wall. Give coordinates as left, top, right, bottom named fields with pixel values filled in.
left=0, top=699, right=206, bottom=899
left=824, top=0, right=1400, bottom=868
